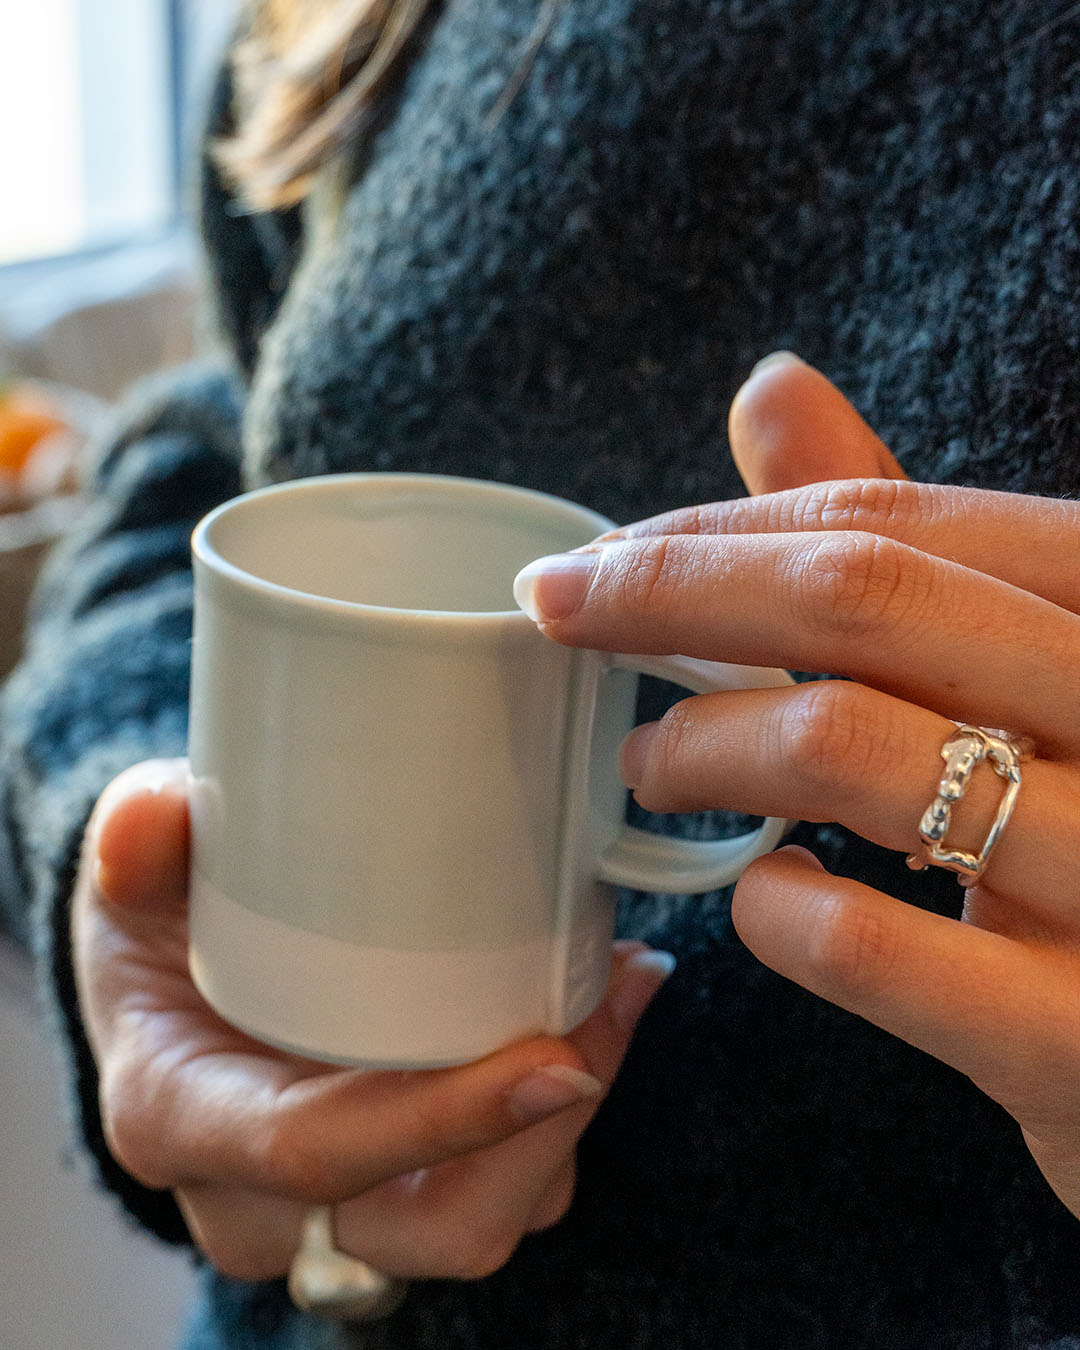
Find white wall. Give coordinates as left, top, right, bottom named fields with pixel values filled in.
left=0, top=938, right=199, bottom=1350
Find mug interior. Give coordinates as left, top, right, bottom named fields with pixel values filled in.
left=199, top=475, right=610, bottom=613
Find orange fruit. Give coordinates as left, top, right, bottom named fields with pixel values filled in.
left=0, top=386, right=67, bottom=479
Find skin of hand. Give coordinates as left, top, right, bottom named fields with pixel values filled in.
left=514, top=351, right=1080, bottom=1220
left=73, top=763, right=673, bottom=1281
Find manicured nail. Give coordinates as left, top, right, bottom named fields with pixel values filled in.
left=777, top=844, right=826, bottom=871
left=513, top=553, right=598, bottom=623
left=610, top=950, right=677, bottom=1034
left=508, top=1065, right=604, bottom=1124
left=750, top=350, right=804, bottom=376
left=92, top=857, right=114, bottom=900
left=620, top=722, right=660, bottom=788
left=92, top=758, right=186, bottom=824
left=381, top=1168, right=428, bottom=1199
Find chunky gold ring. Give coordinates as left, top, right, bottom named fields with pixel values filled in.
left=287, top=1206, right=409, bottom=1322
left=906, top=725, right=1033, bottom=886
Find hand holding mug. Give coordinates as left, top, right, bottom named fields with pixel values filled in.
left=515, top=353, right=1080, bottom=1223
left=72, top=760, right=674, bottom=1282
left=74, top=468, right=792, bottom=1293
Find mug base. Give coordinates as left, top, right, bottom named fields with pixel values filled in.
left=189, top=875, right=614, bottom=1067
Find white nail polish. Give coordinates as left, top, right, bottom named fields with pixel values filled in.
left=512, top=561, right=546, bottom=622
left=630, top=950, right=677, bottom=980
left=512, top=553, right=598, bottom=623
left=750, top=350, right=803, bottom=376
left=610, top=950, right=677, bottom=1033
left=393, top=1168, right=427, bottom=1196
left=508, top=1065, right=604, bottom=1124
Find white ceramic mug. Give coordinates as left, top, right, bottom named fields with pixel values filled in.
left=187, top=474, right=792, bottom=1067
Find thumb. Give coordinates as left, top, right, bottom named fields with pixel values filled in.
left=728, top=352, right=907, bottom=495
left=91, top=758, right=191, bottom=911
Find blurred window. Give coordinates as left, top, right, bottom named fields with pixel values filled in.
left=0, top=0, right=234, bottom=268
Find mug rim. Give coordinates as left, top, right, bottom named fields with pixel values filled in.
left=191, top=472, right=615, bottom=625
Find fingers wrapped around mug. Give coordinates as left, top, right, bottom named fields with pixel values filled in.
left=514, top=487, right=1080, bottom=1216
left=512, top=507, right=1080, bottom=909
left=513, top=523, right=1080, bottom=755
left=618, top=681, right=1078, bottom=926
left=75, top=762, right=676, bottom=1284
left=163, top=942, right=672, bottom=1282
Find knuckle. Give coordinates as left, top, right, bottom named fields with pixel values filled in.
left=188, top=1225, right=285, bottom=1282
left=806, top=894, right=902, bottom=1005
left=794, top=477, right=925, bottom=536
left=255, top=1117, right=340, bottom=1203
left=799, top=532, right=927, bottom=641
left=418, top=1211, right=522, bottom=1281
left=401, top=1086, right=497, bottom=1160
left=614, top=536, right=696, bottom=618
left=781, top=683, right=882, bottom=803
left=635, top=699, right=701, bottom=810
left=410, top=1089, right=473, bottom=1150
left=99, top=1058, right=173, bottom=1189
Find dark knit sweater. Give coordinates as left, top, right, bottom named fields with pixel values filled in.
left=4, top=1, right=1080, bottom=1346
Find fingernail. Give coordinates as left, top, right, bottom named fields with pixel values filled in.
left=610, top=950, right=677, bottom=1034
left=513, top=553, right=598, bottom=623
left=777, top=844, right=825, bottom=871
left=750, top=350, right=804, bottom=376
left=139, top=758, right=190, bottom=794
left=389, top=1168, right=428, bottom=1196
left=620, top=722, right=660, bottom=788
left=508, top=1065, right=604, bottom=1125
left=92, top=857, right=115, bottom=901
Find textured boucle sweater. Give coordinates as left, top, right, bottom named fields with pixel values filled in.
left=5, top=1, right=1080, bottom=1346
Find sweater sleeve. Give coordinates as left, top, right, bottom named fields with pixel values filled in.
left=0, top=361, right=243, bottom=1243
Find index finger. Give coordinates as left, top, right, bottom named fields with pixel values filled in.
left=96, top=938, right=665, bottom=1207
left=599, top=480, right=1080, bottom=615
left=513, top=531, right=1080, bottom=757
left=101, top=1012, right=604, bottom=1203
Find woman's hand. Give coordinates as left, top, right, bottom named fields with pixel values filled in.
left=514, top=351, right=1080, bottom=1219
left=73, top=761, right=671, bottom=1281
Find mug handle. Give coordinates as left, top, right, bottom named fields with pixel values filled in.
left=596, top=653, right=795, bottom=893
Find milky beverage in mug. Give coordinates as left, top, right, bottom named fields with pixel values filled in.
left=187, top=474, right=791, bottom=1066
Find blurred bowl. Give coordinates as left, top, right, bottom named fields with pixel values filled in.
left=0, top=380, right=108, bottom=678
